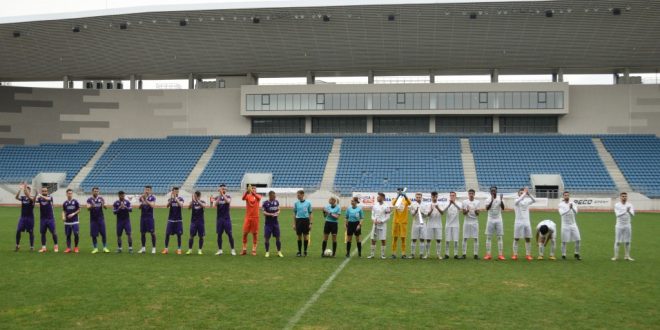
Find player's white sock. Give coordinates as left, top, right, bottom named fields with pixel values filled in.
left=525, top=241, right=531, bottom=256
left=437, top=241, right=442, bottom=256
left=624, top=242, right=631, bottom=258
left=474, top=239, right=479, bottom=256
left=497, top=236, right=503, bottom=255
left=370, top=244, right=375, bottom=256
left=453, top=241, right=458, bottom=256
left=512, top=240, right=518, bottom=255
left=380, top=245, right=385, bottom=257
left=575, top=240, right=581, bottom=254
left=411, top=241, right=416, bottom=255
left=462, top=238, right=468, bottom=255
left=614, top=242, right=619, bottom=258
left=539, top=244, right=545, bottom=256
left=485, top=236, right=492, bottom=254
left=561, top=242, right=567, bottom=256
left=445, top=240, right=450, bottom=255
left=420, top=241, right=425, bottom=256
left=550, top=240, right=556, bottom=257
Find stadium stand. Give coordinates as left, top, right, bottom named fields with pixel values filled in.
left=334, top=135, right=465, bottom=196
left=470, top=135, right=616, bottom=193
left=81, top=136, right=212, bottom=194
left=0, top=141, right=102, bottom=184
left=601, top=135, right=660, bottom=198
left=195, top=136, right=333, bottom=190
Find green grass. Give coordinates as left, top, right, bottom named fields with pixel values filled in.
left=0, top=206, right=658, bottom=329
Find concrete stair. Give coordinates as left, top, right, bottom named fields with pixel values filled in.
left=592, top=138, right=632, bottom=192
left=182, top=139, right=220, bottom=192
left=318, top=138, right=342, bottom=192
left=67, top=141, right=110, bottom=192
left=460, top=138, right=479, bottom=191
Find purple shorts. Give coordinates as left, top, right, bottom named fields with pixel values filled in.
left=17, top=216, right=34, bottom=232
left=264, top=220, right=280, bottom=238
left=190, top=220, right=205, bottom=237
left=140, top=217, right=155, bottom=234
left=116, top=219, right=132, bottom=236
left=166, top=221, right=183, bottom=236
left=216, top=218, right=232, bottom=236
left=65, top=223, right=80, bottom=236
left=90, top=220, right=106, bottom=237
left=40, top=218, right=56, bottom=235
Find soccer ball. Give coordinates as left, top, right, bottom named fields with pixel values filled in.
left=323, top=249, right=333, bottom=257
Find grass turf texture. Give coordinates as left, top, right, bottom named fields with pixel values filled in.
left=0, top=206, right=658, bottom=329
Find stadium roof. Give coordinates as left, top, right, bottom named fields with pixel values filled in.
left=1, top=0, right=659, bottom=81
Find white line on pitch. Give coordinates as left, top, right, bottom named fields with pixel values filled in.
left=283, top=228, right=373, bottom=330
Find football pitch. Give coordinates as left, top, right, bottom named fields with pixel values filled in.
left=0, top=206, right=658, bottom=329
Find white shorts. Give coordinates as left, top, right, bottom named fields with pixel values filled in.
left=445, top=227, right=459, bottom=241
left=463, top=221, right=479, bottom=239
left=372, top=226, right=387, bottom=241
left=561, top=224, right=581, bottom=242
left=485, top=219, right=504, bottom=236
left=514, top=222, right=532, bottom=239
left=425, top=227, right=442, bottom=240
left=615, top=225, right=631, bottom=243
left=411, top=224, right=426, bottom=240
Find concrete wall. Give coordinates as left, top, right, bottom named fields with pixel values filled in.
left=1, top=84, right=659, bottom=145
left=0, top=86, right=249, bottom=144
left=561, top=84, right=660, bottom=135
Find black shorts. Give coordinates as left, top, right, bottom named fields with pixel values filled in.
left=323, top=221, right=338, bottom=235
left=346, top=221, right=361, bottom=236
left=295, top=218, right=310, bottom=235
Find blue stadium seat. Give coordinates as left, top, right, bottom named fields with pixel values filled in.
left=601, top=135, right=660, bottom=198
left=0, top=141, right=102, bottom=184
left=81, top=136, right=212, bottom=194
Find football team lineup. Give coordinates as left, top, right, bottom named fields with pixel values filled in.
left=12, top=183, right=637, bottom=262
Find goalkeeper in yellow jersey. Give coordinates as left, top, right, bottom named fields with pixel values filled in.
left=391, top=188, right=410, bottom=259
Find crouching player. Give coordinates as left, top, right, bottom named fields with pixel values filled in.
left=113, top=191, right=133, bottom=253
left=187, top=191, right=206, bottom=255
left=14, top=183, right=35, bottom=252
left=536, top=220, right=557, bottom=260
left=262, top=191, right=283, bottom=258
left=62, top=189, right=81, bottom=253
left=612, top=192, right=635, bottom=261
left=368, top=193, right=391, bottom=259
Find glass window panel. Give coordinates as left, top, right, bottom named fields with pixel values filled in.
left=255, top=96, right=262, bottom=110
left=380, top=94, right=388, bottom=110
left=300, top=94, right=308, bottom=110
left=462, top=92, right=471, bottom=109
left=446, top=93, right=454, bottom=110
left=332, top=94, right=341, bottom=110
left=437, top=93, right=446, bottom=110
left=262, top=94, right=270, bottom=105
left=504, top=92, right=512, bottom=108
left=521, top=92, right=530, bottom=108
left=316, top=93, right=325, bottom=104
left=366, top=94, right=373, bottom=110
left=348, top=93, right=357, bottom=110
left=479, top=92, right=488, bottom=103
left=293, top=94, right=301, bottom=110
left=537, top=92, right=547, bottom=103
left=421, top=93, right=430, bottom=110
left=513, top=92, right=521, bottom=109
left=547, top=92, right=555, bottom=109
left=340, top=93, right=349, bottom=110
left=388, top=93, right=397, bottom=110
left=455, top=93, right=463, bottom=109
left=246, top=95, right=254, bottom=110
left=555, top=92, right=564, bottom=108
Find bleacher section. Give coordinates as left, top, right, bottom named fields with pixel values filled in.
left=0, top=141, right=102, bottom=183
left=195, top=136, right=333, bottom=190
left=81, top=136, right=212, bottom=194
left=602, top=135, right=660, bottom=198
left=334, top=136, right=464, bottom=195
left=470, top=135, right=616, bottom=193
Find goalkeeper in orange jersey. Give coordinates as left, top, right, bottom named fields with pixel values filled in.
left=391, top=188, right=410, bottom=259
left=241, top=184, right=262, bottom=256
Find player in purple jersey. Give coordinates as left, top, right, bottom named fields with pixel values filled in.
left=37, top=186, right=59, bottom=253
left=138, top=185, right=157, bottom=254
left=186, top=191, right=206, bottom=255
left=113, top=191, right=134, bottom=253
left=163, top=187, right=184, bottom=255
left=262, top=191, right=283, bottom=258
left=14, top=182, right=35, bottom=252
left=213, top=184, right=236, bottom=256
left=62, top=189, right=81, bottom=253
left=87, top=187, right=109, bottom=253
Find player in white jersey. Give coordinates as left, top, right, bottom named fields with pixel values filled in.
left=409, top=193, right=427, bottom=259
left=612, top=192, right=635, bottom=261
left=512, top=187, right=536, bottom=261
left=535, top=219, right=556, bottom=260
left=558, top=191, right=581, bottom=260
left=484, top=187, right=505, bottom=261
left=424, top=192, right=444, bottom=259
left=443, top=191, right=462, bottom=259
left=461, top=189, right=480, bottom=260
left=368, top=193, right=392, bottom=259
